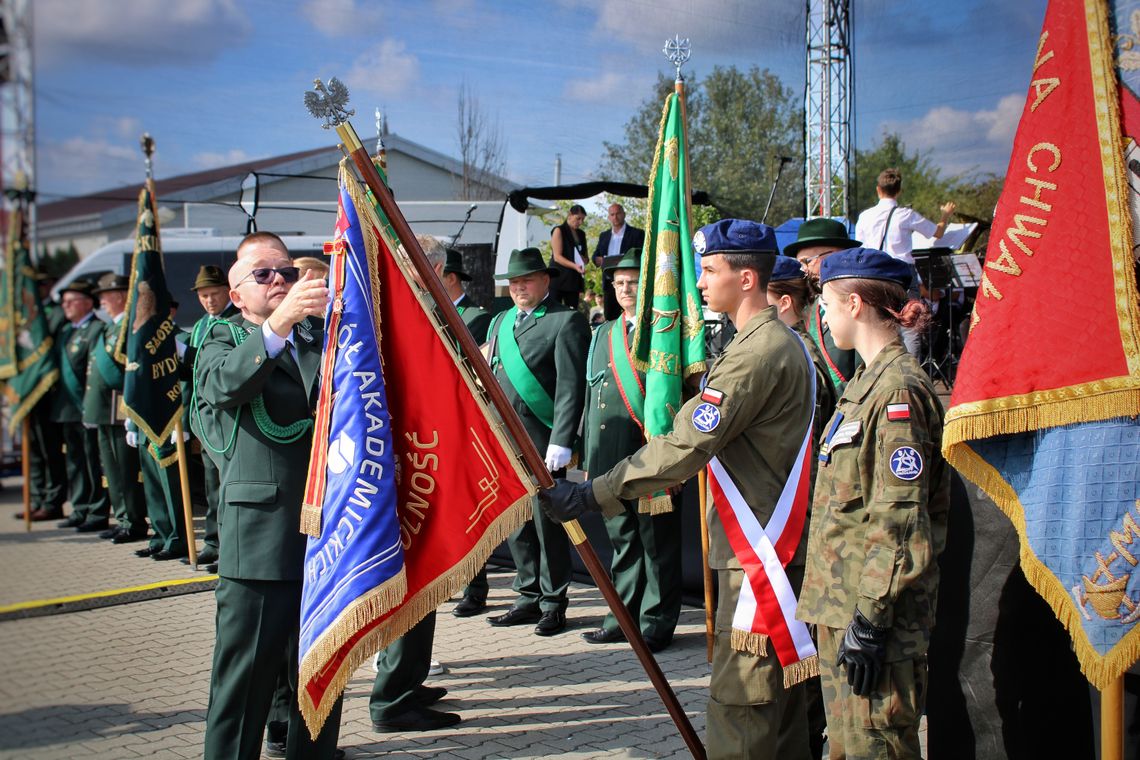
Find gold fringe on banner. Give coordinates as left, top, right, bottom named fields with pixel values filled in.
left=5, top=369, right=58, bottom=434
left=638, top=493, right=674, bottom=515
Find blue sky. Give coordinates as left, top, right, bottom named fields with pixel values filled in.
left=34, top=0, right=1048, bottom=200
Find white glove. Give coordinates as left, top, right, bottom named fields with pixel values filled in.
left=544, top=443, right=572, bottom=472
left=125, top=431, right=138, bottom=448
left=171, top=430, right=191, bottom=444
left=175, top=339, right=188, bottom=359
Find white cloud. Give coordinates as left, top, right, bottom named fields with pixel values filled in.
left=563, top=71, right=630, bottom=102
left=37, top=0, right=251, bottom=67
left=344, top=40, right=421, bottom=97
left=582, top=0, right=802, bottom=54
left=39, top=137, right=146, bottom=196
left=878, top=94, right=1025, bottom=176
left=193, top=149, right=254, bottom=169
left=300, top=0, right=384, bottom=37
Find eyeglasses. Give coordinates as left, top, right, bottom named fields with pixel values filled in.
left=797, top=254, right=824, bottom=267
left=236, top=266, right=300, bottom=286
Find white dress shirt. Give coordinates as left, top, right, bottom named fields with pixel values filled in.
left=607, top=224, right=627, bottom=258
left=854, top=198, right=938, bottom=264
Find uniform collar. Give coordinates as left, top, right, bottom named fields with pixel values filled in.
left=841, top=338, right=908, bottom=404
left=732, top=305, right=778, bottom=344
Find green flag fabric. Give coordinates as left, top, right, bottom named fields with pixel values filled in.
left=3, top=206, right=59, bottom=431
left=0, top=208, right=21, bottom=380
left=632, top=89, right=707, bottom=450
left=114, top=180, right=183, bottom=447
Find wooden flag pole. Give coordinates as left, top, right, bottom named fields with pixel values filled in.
left=173, top=419, right=198, bottom=569
left=22, top=418, right=31, bottom=532
left=331, top=115, right=705, bottom=760
left=1102, top=676, right=1124, bottom=760
left=697, top=469, right=714, bottom=662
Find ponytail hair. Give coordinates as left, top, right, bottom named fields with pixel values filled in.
left=827, top=278, right=931, bottom=332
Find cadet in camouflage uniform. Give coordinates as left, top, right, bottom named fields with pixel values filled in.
left=784, top=218, right=863, bottom=394
left=542, top=220, right=816, bottom=760
left=579, top=248, right=680, bottom=652
left=796, top=247, right=949, bottom=759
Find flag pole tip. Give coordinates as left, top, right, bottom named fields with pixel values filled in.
left=305, top=77, right=355, bottom=130
left=662, top=35, right=691, bottom=81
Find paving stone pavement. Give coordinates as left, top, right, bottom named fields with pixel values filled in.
left=0, top=478, right=711, bottom=759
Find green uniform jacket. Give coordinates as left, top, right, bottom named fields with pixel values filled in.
left=82, top=317, right=126, bottom=426
left=582, top=317, right=644, bottom=475
left=456, top=294, right=491, bottom=344
left=797, top=340, right=949, bottom=661
left=489, top=296, right=590, bottom=451
left=50, top=314, right=105, bottom=423
left=593, top=308, right=815, bottom=570
left=194, top=316, right=323, bottom=581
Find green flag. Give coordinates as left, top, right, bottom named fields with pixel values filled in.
left=3, top=206, right=59, bottom=431
left=114, top=180, right=182, bottom=447
left=632, top=89, right=706, bottom=445
left=0, top=207, right=21, bottom=380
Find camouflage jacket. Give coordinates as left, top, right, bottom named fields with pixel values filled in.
left=797, top=339, right=949, bottom=661
left=592, top=307, right=815, bottom=570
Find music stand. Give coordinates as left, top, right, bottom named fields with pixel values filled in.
left=912, top=247, right=960, bottom=389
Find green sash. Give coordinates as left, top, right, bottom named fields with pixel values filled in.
left=59, top=326, right=85, bottom=408
left=608, top=320, right=645, bottom=430
left=94, top=331, right=125, bottom=389
left=495, top=305, right=554, bottom=429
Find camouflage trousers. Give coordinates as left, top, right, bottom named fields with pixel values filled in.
left=816, top=625, right=926, bottom=759
left=707, top=568, right=811, bottom=760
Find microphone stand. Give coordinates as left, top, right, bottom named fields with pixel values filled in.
left=761, top=156, right=792, bottom=223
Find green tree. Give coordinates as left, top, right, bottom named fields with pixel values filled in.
left=599, top=66, right=804, bottom=223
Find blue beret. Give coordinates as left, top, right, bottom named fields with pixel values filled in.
left=769, top=255, right=804, bottom=282
left=692, top=218, right=778, bottom=257
left=819, top=247, right=913, bottom=290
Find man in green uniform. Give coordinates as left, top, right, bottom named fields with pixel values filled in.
left=486, top=247, right=590, bottom=636
left=579, top=249, right=681, bottom=653
left=369, top=237, right=465, bottom=734
left=784, top=217, right=863, bottom=393
left=183, top=264, right=238, bottom=569
left=196, top=232, right=341, bottom=760
left=20, top=271, right=67, bottom=521
left=52, top=279, right=111, bottom=531
left=83, top=273, right=148, bottom=543
left=542, top=220, right=816, bottom=760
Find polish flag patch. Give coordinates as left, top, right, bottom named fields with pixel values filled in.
left=701, top=387, right=725, bottom=406
left=886, top=403, right=911, bottom=421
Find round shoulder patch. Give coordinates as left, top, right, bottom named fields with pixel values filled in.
left=691, top=402, right=721, bottom=433
left=693, top=230, right=706, bottom=254
left=889, top=445, right=923, bottom=481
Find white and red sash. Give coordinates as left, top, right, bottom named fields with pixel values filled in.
left=706, top=334, right=817, bottom=684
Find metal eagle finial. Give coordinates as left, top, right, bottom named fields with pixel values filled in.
left=140, top=133, right=156, bottom=179
left=663, top=36, right=691, bottom=81
left=304, top=77, right=354, bottom=130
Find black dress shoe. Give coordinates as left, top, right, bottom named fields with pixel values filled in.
left=263, top=738, right=286, bottom=759
left=644, top=634, right=671, bottom=653
left=413, top=685, right=447, bottom=708
left=534, top=610, right=566, bottom=636
left=112, top=530, right=147, bottom=544
left=135, top=546, right=160, bottom=558
left=57, top=514, right=84, bottom=529
left=30, top=508, right=64, bottom=522
left=152, top=548, right=188, bottom=561
left=99, top=526, right=122, bottom=540
left=205, top=563, right=218, bottom=573
left=581, top=627, right=625, bottom=645
left=487, top=607, right=541, bottom=627
left=182, top=547, right=219, bottom=565
left=452, top=595, right=487, bottom=618
left=76, top=518, right=110, bottom=533
left=372, top=705, right=461, bottom=733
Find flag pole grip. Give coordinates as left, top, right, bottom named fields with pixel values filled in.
left=173, top=420, right=198, bottom=569
left=337, top=120, right=705, bottom=760
left=1102, top=675, right=1124, bottom=760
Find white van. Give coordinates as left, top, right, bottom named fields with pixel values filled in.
left=54, top=231, right=332, bottom=325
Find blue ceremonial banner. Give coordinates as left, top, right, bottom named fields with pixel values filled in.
left=297, top=175, right=406, bottom=726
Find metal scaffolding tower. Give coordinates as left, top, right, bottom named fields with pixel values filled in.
left=0, top=0, right=34, bottom=234
left=804, top=0, right=852, bottom=219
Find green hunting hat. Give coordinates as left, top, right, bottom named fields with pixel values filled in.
left=782, top=217, right=861, bottom=257
left=92, top=272, right=130, bottom=294
left=59, top=278, right=96, bottom=299
left=603, top=248, right=641, bottom=272
left=192, top=264, right=227, bottom=290
left=495, top=247, right=559, bottom=279
left=443, top=249, right=472, bottom=281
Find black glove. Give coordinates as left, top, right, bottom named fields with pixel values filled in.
left=837, top=608, right=889, bottom=697
left=538, top=478, right=600, bottom=523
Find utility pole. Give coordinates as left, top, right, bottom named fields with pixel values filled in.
left=804, top=0, right=852, bottom=219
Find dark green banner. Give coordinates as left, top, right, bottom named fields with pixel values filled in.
left=0, top=207, right=20, bottom=380
left=3, top=206, right=59, bottom=431
left=115, top=181, right=182, bottom=446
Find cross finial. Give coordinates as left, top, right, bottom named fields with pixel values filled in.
left=663, top=36, right=691, bottom=81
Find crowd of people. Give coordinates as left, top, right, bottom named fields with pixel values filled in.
left=16, top=167, right=953, bottom=759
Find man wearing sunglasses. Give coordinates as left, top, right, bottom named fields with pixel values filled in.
left=196, top=232, right=342, bottom=760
